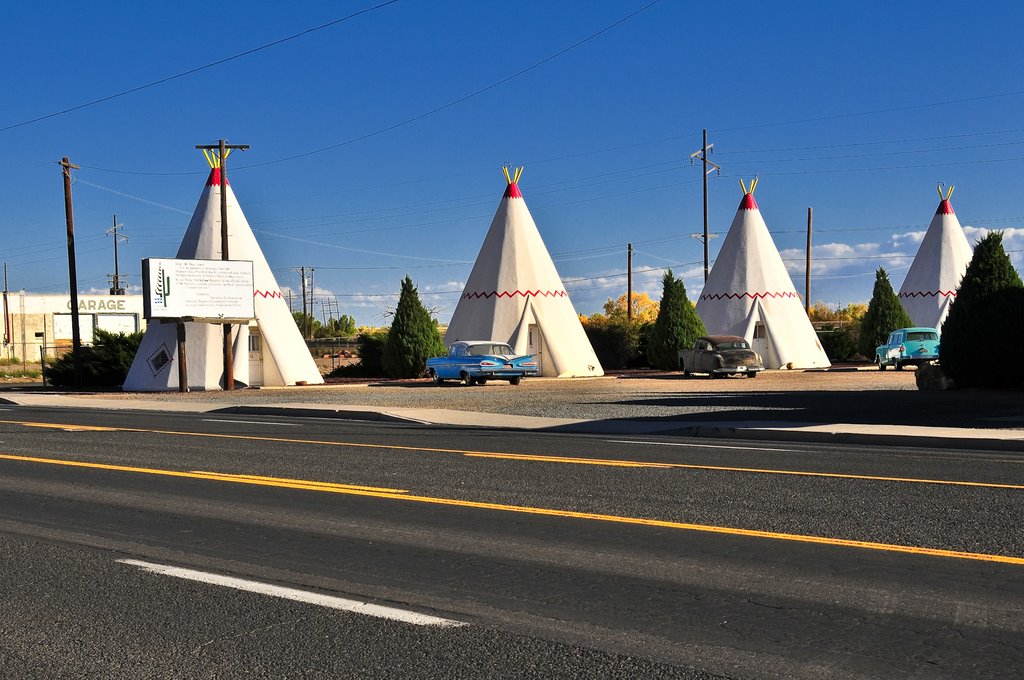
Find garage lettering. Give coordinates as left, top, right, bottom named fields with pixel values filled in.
left=66, top=299, right=127, bottom=311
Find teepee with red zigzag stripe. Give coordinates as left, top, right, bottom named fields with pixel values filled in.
left=124, top=150, right=323, bottom=391
left=696, top=179, right=830, bottom=369
left=444, top=167, right=603, bottom=377
left=897, top=185, right=973, bottom=329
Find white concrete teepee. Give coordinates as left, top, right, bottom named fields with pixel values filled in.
left=696, top=179, right=830, bottom=369
left=897, top=186, right=973, bottom=329
left=444, top=167, right=603, bottom=377
left=124, top=153, right=323, bottom=391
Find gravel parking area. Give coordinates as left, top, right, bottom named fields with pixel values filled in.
left=52, top=368, right=1024, bottom=430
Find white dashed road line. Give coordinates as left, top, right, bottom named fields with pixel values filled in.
left=118, top=559, right=466, bottom=627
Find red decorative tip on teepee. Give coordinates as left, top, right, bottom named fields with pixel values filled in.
left=502, top=166, right=524, bottom=199
left=206, top=167, right=229, bottom=187
left=935, top=185, right=954, bottom=214
left=737, top=178, right=760, bottom=210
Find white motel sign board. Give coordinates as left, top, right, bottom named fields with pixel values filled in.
left=142, top=258, right=255, bottom=321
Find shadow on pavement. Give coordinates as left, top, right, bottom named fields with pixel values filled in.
left=605, top=389, right=1024, bottom=429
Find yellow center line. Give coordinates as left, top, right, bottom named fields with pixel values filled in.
left=9, top=419, right=1024, bottom=490
left=1, top=452, right=1021, bottom=567
left=463, top=452, right=1024, bottom=489
left=21, top=423, right=118, bottom=432
left=191, top=471, right=408, bottom=494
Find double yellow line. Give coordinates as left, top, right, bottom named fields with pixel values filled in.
left=12, top=420, right=1024, bottom=491
left=1, top=451, right=1022, bottom=567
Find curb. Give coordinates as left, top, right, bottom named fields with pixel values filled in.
left=211, top=405, right=429, bottom=425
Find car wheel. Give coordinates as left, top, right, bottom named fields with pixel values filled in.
left=894, top=361, right=903, bottom=371
left=746, top=371, right=757, bottom=378
left=875, top=355, right=886, bottom=371
left=460, top=372, right=472, bottom=386
left=509, top=376, right=521, bottom=386
left=477, top=379, right=488, bottom=386
left=681, top=362, right=691, bottom=377
left=428, top=369, right=443, bottom=385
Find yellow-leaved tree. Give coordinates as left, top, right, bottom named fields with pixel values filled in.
left=602, top=292, right=659, bottom=324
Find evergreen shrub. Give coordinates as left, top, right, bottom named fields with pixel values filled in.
left=47, top=329, right=144, bottom=388
left=941, top=232, right=1024, bottom=388
left=382, top=276, right=446, bottom=378
left=858, top=268, right=912, bottom=358
left=646, top=270, right=707, bottom=370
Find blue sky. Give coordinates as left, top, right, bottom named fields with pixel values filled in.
left=2, top=1, right=1022, bottom=325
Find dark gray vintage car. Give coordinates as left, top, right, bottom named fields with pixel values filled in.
left=678, top=335, right=764, bottom=378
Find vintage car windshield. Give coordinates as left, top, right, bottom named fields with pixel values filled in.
left=467, top=343, right=514, bottom=356
left=714, top=340, right=750, bottom=350
left=906, top=331, right=938, bottom=341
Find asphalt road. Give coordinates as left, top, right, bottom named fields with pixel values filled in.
left=0, top=406, right=1022, bottom=679
left=20, top=370, right=1022, bottom=429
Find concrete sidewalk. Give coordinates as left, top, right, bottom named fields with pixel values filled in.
left=3, top=392, right=1023, bottom=452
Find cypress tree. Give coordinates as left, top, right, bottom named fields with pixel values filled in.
left=859, top=268, right=913, bottom=358
left=646, top=270, right=707, bottom=370
left=382, top=276, right=447, bottom=378
left=941, top=232, right=1023, bottom=387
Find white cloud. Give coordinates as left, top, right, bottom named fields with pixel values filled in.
left=963, top=226, right=1024, bottom=270
left=890, top=230, right=925, bottom=248
left=778, top=240, right=911, bottom=278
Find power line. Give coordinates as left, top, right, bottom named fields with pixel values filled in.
left=72, top=1, right=667, bottom=177
left=718, top=139, right=1024, bottom=165
left=714, top=89, right=1024, bottom=134
left=714, top=126, right=1024, bottom=155
left=235, top=1, right=664, bottom=170
left=0, top=1, right=401, bottom=135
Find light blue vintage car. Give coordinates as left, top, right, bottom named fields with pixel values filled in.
left=426, top=341, right=539, bottom=386
left=875, top=327, right=940, bottom=370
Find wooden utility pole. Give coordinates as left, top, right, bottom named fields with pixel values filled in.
left=806, top=207, right=813, bottom=315
left=626, top=242, right=633, bottom=322
left=701, top=130, right=709, bottom=282
left=195, top=140, right=248, bottom=390
left=2, top=263, right=9, bottom=352
left=689, top=130, right=720, bottom=282
left=299, top=266, right=308, bottom=340
left=106, top=214, right=128, bottom=294
left=309, top=267, right=315, bottom=338
left=59, top=157, right=83, bottom=386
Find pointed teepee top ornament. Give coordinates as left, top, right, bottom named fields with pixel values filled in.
left=502, top=165, right=523, bottom=198
left=737, top=177, right=759, bottom=210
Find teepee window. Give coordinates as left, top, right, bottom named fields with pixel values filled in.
left=753, top=322, right=767, bottom=340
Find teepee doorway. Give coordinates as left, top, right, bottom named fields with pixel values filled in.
left=751, top=322, right=769, bottom=363
left=527, top=324, right=543, bottom=374
left=248, top=330, right=264, bottom=387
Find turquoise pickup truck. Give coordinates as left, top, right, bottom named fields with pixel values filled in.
left=426, top=341, right=539, bottom=386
